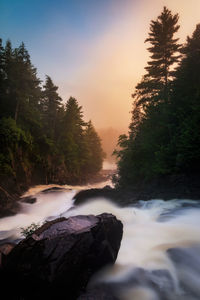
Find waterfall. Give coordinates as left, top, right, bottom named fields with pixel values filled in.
left=1, top=182, right=200, bottom=299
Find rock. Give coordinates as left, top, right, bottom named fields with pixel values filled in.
left=73, top=187, right=130, bottom=206
left=41, top=186, right=68, bottom=193
left=78, top=286, right=119, bottom=300
left=0, top=182, right=20, bottom=218
left=1, top=213, right=123, bottom=300
left=20, top=196, right=37, bottom=204
left=103, top=185, right=113, bottom=190
left=0, top=243, right=15, bottom=268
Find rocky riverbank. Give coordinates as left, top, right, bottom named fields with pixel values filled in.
left=0, top=169, right=115, bottom=218
left=1, top=171, right=200, bottom=219
left=74, top=173, right=200, bottom=206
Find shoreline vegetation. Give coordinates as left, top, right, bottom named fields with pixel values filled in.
left=114, top=8, right=200, bottom=190
left=0, top=38, right=105, bottom=217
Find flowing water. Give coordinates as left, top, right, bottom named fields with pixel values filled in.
left=0, top=179, right=200, bottom=299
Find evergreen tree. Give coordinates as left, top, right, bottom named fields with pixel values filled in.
left=14, top=43, right=42, bottom=130
left=116, top=7, right=181, bottom=186
left=1, top=40, right=15, bottom=118
left=145, top=7, right=180, bottom=99
left=116, top=20, right=200, bottom=187
left=61, top=97, right=86, bottom=177
left=169, top=24, right=200, bottom=172
left=0, top=37, right=105, bottom=210
left=0, top=38, right=5, bottom=107
left=84, top=120, right=105, bottom=174
left=42, top=76, right=62, bottom=139
left=132, top=6, right=181, bottom=114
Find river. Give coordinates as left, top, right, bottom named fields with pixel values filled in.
left=1, top=178, right=200, bottom=299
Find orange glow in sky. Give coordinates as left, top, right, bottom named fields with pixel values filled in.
left=2, top=0, right=200, bottom=131
left=58, top=0, right=200, bottom=130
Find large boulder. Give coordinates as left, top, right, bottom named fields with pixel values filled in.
left=1, top=213, right=123, bottom=300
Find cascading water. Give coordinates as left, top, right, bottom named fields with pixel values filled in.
left=0, top=181, right=200, bottom=300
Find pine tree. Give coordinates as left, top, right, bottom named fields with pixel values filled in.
left=169, top=24, right=200, bottom=172
left=14, top=42, right=42, bottom=129
left=145, top=7, right=180, bottom=98
left=133, top=6, right=181, bottom=113
left=116, top=7, right=181, bottom=186
left=42, top=76, right=62, bottom=139
left=1, top=40, right=16, bottom=118
left=0, top=39, right=6, bottom=116
left=84, top=120, right=105, bottom=174
left=61, top=97, right=86, bottom=177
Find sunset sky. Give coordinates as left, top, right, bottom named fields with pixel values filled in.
left=1, top=0, right=200, bottom=130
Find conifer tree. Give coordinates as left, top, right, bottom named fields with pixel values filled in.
left=14, top=42, right=41, bottom=129
left=133, top=6, right=181, bottom=112
left=84, top=120, right=105, bottom=174
left=116, top=7, right=181, bottom=186
left=42, top=76, right=62, bottom=139
left=0, top=39, right=5, bottom=116
left=0, top=37, right=105, bottom=201
left=61, top=97, right=86, bottom=177
left=169, top=24, right=200, bottom=172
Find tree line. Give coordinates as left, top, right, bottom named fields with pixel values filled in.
left=115, top=7, right=200, bottom=187
left=0, top=40, right=104, bottom=188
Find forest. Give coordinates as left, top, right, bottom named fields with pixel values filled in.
left=1, top=5, right=200, bottom=213
left=115, top=7, right=200, bottom=188
left=0, top=39, right=104, bottom=209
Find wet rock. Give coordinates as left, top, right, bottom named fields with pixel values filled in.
left=1, top=213, right=123, bottom=300
left=78, top=286, right=119, bottom=300
left=41, top=186, right=68, bottom=193
left=20, top=196, right=37, bottom=204
left=0, top=243, right=15, bottom=268
left=73, top=187, right=135, bottom=207
left=0, top=182, right=20, bottom=218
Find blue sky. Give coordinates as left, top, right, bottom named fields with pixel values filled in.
left=0, top=0, right=120, bottom=74
left=1, top=0, right=200, bottom=129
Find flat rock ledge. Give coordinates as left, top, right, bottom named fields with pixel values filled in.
left=0, top=213, right=123, bottom=300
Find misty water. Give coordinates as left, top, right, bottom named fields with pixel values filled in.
left=1, top=179, right=200, bottom=299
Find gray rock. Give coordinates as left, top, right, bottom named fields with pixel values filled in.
left=1, top=213, right=123, bottom=300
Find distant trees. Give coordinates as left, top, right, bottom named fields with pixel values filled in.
left=115, top=7, right=200, bottom=187
left=0, top=40, right=104, bottom=187
left=61, top=97, right=86, bottom=178
left=84, top=121, right=105, bottom=174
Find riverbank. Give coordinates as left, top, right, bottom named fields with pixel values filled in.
left=1, top=175, right=200, bottom=300
left=0, top=169, right=115, bottom=218
left=74, top=172, right=200, bottom=206
left=1, top=171, right=200, bottom=218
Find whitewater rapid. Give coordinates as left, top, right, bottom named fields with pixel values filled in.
left=0, top=181, right=200, bottom=299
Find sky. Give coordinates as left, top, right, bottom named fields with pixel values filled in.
left=1, top=0, right=200, bottom=130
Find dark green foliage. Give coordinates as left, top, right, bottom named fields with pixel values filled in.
left=0, top=39, right=104, bottom=189
left=116, top=8, right=200, bottom=187
left=20, top=222, right=40, bottom=238
left=42, top=75, right=62, bottom=140
left=84, top=120, right=105, bottom=174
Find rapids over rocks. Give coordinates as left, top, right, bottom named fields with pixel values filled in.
left=1, top=179, right=200, bottom=300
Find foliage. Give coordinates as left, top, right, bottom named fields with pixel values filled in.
left=115, top=8, right=200, bottom=187
left=20, top=223, right=40, bottom=238
left=0, top=39, right=104, bottom=186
